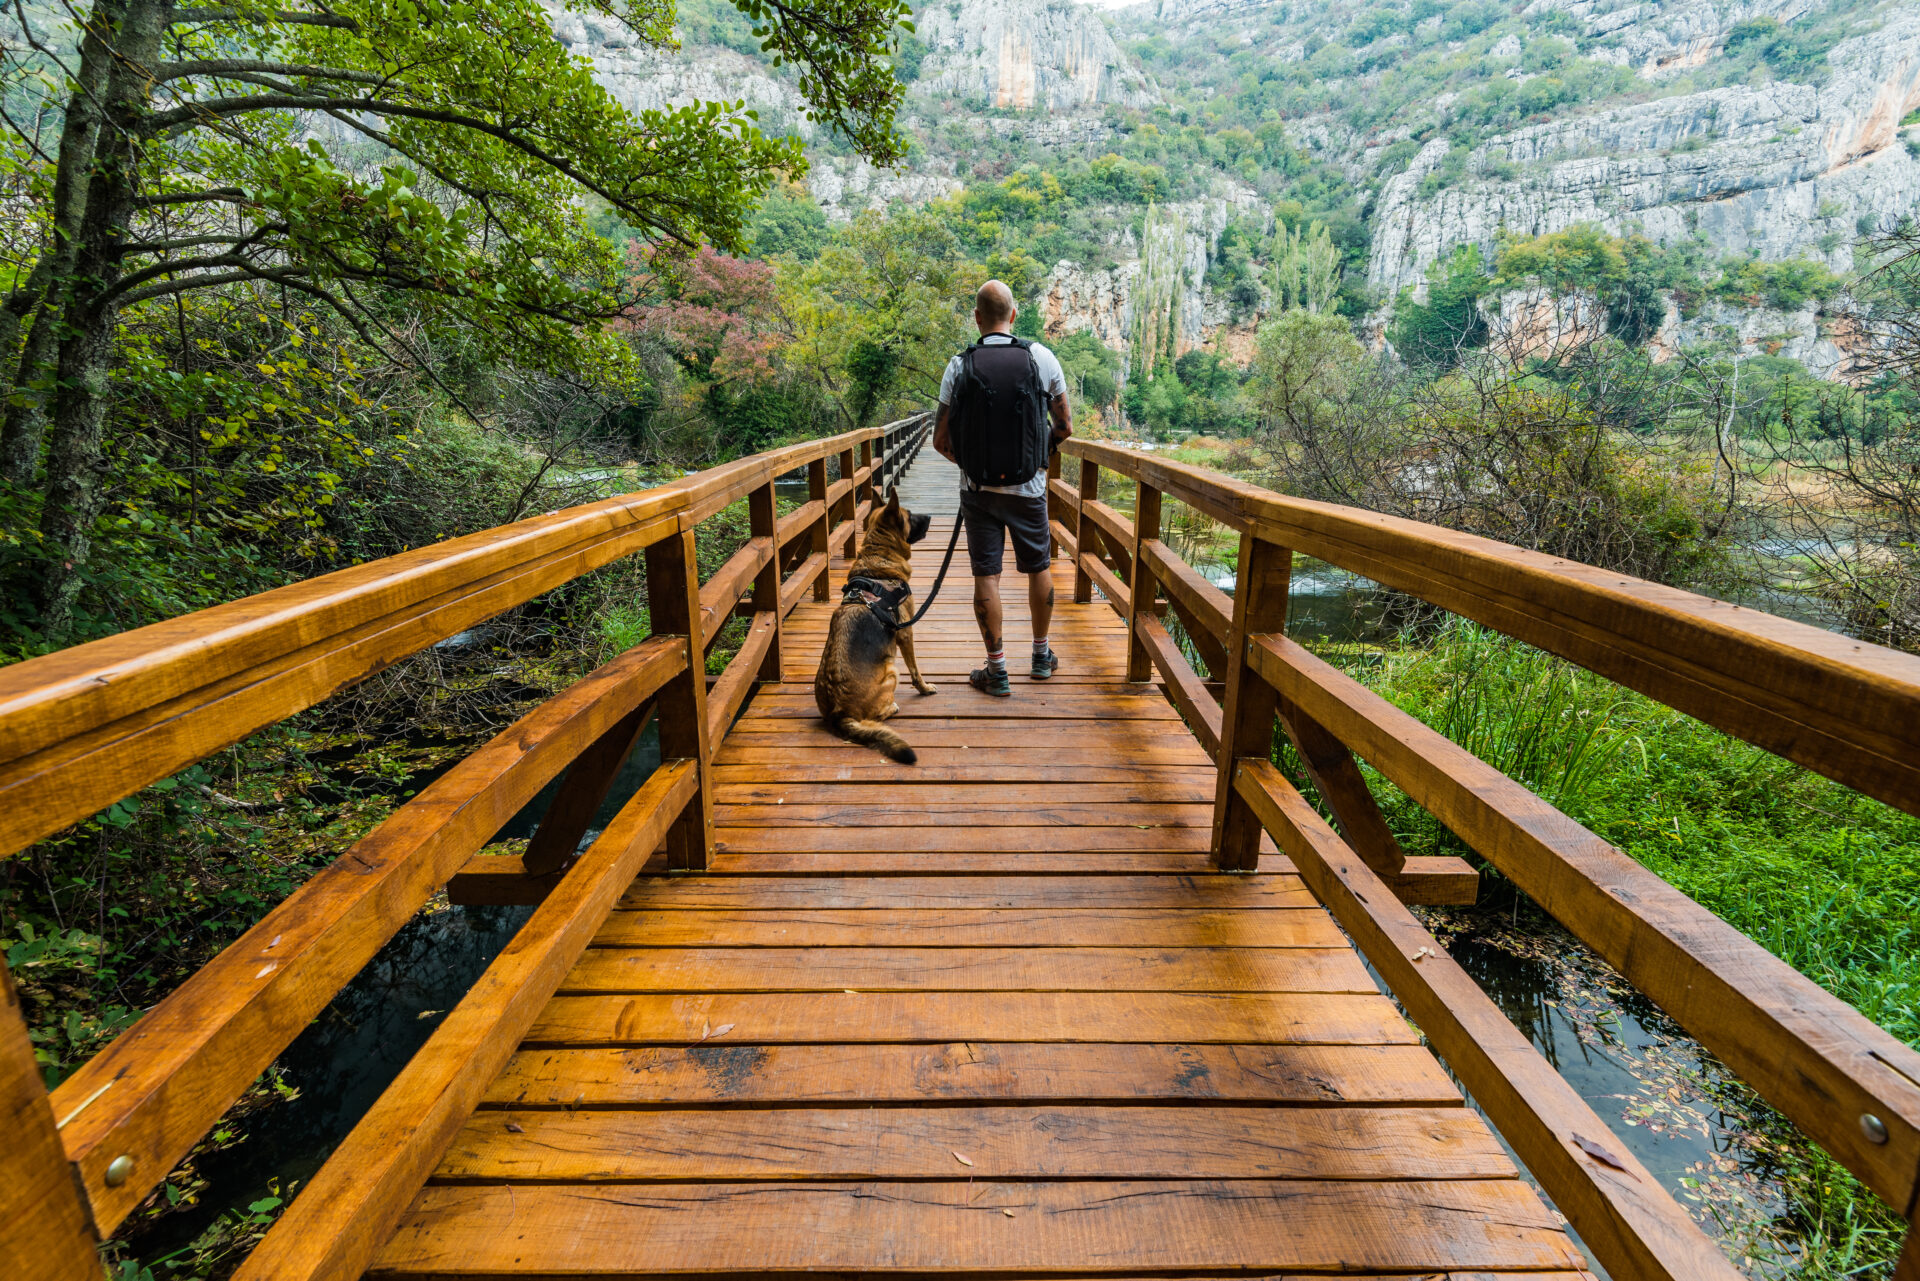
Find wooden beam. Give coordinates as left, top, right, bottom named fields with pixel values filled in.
left=521, top=700, right=657, bottom=876
left=808, top=458, right=832, bottom=602
left=1048, top=521, right=1077, bottom=562
left=1079, top=552, right=1130, bottom=618
left=644, top=530, right=713, bottom=871
left=1274, top=693, right=1407, bottom=879
left=780, top=552, right=828, bottom=616
left=50, top=638, right=684, bottom=1231
left=706, top=613, right=778, bottom=744
left=696, top=536, right=773, bottom=641
left=1136, top=613, right=1221, bottom=756
left=1072, top=457, right=1098, bottom=604
left=747, top=481, right=784, bottom=681
left=1141, top=538, right=1231, bottom=644
left=1083, top=500, right=1134, bottom=581
left=1126, top=482, right=1162, bottom=684
left=1235, top=757, right=1741, bottom=1281
left=232, top=760, right=697, bottom=1281
left=1248, top=631, right=1920, bottom=1213
left=1212, top=533, right=1290, bottom=871
left=775, top=499, right=825, bottom=550
left=0, top=961, right=101, bottom=1281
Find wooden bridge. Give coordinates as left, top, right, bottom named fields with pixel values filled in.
left=2, top=416, right=1918, bottom=1280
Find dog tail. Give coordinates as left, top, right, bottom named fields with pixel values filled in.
left=834, top=717, right=917, bottom=764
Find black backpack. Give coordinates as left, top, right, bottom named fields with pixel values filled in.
left=950, top=337, right=1051, bottom=488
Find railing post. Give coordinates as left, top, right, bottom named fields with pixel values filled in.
left=836, top=446, right=858, bottom=557
left=808, top=456, right=831, bottom=602
left=856, top=438, right=874, bottom=527
left=1045, top=448, right=1064, bottom=559
left=1893, top=1225, right=1917, bottom=1281
left=1211, top=532, right=1291, bottom=871
left=643, top=527, right=713, bottom=870
left=1072, top=457, right=1098, bottom=604
left=748, top=479, right=784, bottom=681
left=0, top=960, right=104, bottom=1281
left=1127, top=481, right=1163, bottom=684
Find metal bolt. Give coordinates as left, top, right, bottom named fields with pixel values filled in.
left=104, top=1154, right=135, bottom=1187
left=1859, top=1114, right=1889, bottom=1145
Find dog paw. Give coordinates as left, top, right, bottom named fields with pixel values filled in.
left=918, top=683, right=939, bottom=696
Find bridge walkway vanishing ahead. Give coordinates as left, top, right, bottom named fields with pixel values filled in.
left=370, top=447, right=1591, bottom=1278
left=4, top=416, right=1918, bottom=1281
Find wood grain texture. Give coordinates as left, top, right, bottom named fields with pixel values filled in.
left=1212, top=532, right=1290, bottom=870
left=233, top=760, right=698, bottom=1281
left=524, top=990, right=1420, bottom=1046
left=1236, top=758, right=1741, bottom=1281
left=53, top=638, right=685, bottom=1231
left=610, top=875, right=1313, bottom=910
left=1250, top=631, right=1920, bottom=1212
left=373, top=1179, right=1581, bottom=1276
left=1136, top=612, right=1222, bottom=755
left=590, top=907, right=1347, bottom=948
left=437, top=1105, right=1510, bottom=1181
left=484, top=1041, right=1464, bottom=1108
left=0, top=962, right=102, bottom=1281
left=558, top=946, right=1375, bottom=993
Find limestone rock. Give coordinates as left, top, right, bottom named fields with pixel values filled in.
left=1369, top=11, right=1920, bottom=302
left=913, top=0, right=1156, bottom=111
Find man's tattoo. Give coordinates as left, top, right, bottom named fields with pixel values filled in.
left=1045, top=586, right=1055, bottom=607
left=973, top=597, right=1000, bottom=651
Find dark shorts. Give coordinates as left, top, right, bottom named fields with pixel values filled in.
left=961, top=488, right=1052, bottom=577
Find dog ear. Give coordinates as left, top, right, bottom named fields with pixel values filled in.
left=885, top=487, right=901, bottom=513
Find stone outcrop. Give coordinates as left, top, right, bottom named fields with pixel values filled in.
left=809, top=158, right=965, bottom=222
left=1369, top=12, right=1920, bottom=301
left=912, top=0, right=1157, bottom=111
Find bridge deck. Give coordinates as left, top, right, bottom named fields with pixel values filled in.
left=369, top=452, right=1592, bottom=1278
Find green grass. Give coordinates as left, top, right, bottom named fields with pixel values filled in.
left=1304, top=622, right=1918, bottom=1277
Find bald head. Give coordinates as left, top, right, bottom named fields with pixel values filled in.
left=974, top=279, right=1016, bottom=333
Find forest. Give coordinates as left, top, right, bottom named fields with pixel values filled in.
left=1, top=0, right=1918, bottom=1274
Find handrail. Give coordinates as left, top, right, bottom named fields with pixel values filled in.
left=0, top=412, right=933, bottom=1266
left=1055, top=435, right=1920, bottom=1281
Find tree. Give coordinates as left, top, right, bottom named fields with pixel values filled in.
left=0, top=0, right=911, bottom=632
left=1250, top=308, right=1362, bottom=431
left=1390, top=245, right=1490, bottom=369
left=1270, top=219, right=1340, bottom=313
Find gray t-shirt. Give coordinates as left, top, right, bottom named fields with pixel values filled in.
left=938, top=333, right=1068, bottom=498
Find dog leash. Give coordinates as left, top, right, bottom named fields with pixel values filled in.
left=844, top=505, right=964, bottom=634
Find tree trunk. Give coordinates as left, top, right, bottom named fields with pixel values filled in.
left=31, top=0, right=164, bottom=634
left=0, top=297, right=60, bottom=486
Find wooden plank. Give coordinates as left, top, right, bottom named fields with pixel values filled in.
left=1048, top=519, right=1077, bottom=561
left=592, top=906, right=1344, bottom=948
left=373, top=1178, right=1580, bottom=1275
left=1084, top=499, right=1134, bottom=583
left=1236, top=757, right=1742, bottom=1281
left=485, top=1041, right=1463, bottom=1107
left=704, top=612, right=776, bottom=744
left=522, top=700, right=656, bottom=876
left=1142, top=537, right=1231, bottom=644
left=708, top=851, right=1224, bottom=875
left=526, top=990, right=1419, bottom=1046
left=50, top=638, right=685, bottom=1232
left=232, top=760, right=699, bottom=1281
left=1275, top=693, right=1408, bottom=878
left=437, top=1104, right=1511, bottom=1181
left=808, top=456, right=832, bottom=602
left=775, top=498, right=825, bottom=551
left=1080, top=550, right=1130, bottom=615
left=742, top=693, right=1180, bottom=720
left=1250, top=632, right=1920, bottom=1213
left=559, top=946, right=1375, bottom=993
left=695, top=536, right=771, bottom=638
left=713, top=827, right=1215, bottom=853
left=1213, top=533, right=1290, bottom=871
left=1136, top=613, right=1222, bottom=755
left=613, top=875, right=1311, bottom=910
left=713, top=780, right=1217, bottom=804
left=0, top=962, right=101, bottom=1281
left=1126, top=481, right=1163, bottom=683
left=721, top=725, right=1214, bottom=754
left=713, top=747, right=1214, bottom=769
left=715, top=802, right=1211, bottom=828
left=0, top=508, right=679, bottom=860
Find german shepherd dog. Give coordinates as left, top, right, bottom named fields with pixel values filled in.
left=813, top=489, right=937, bottom=762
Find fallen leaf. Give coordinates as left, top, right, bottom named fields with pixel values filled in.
left=952, top=1151, right=973, bottom=1167
left=1003, top=1208, right=1016, bottom=1218
left=1572, top=1133, right=1635, bottom=1178
left=1411, top=947, right=1434, bottom=963
left=504, top=1120, right=525, bottom=1133
left=708, top=1023, right=735, bottom=1039
left=416, top=1009, right=443, bottom=1020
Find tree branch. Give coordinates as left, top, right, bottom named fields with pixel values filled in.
left=155, top=58, right=387, bottom=84
left=168, top=7, right=359, bottom=28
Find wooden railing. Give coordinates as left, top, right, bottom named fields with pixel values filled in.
left=1049, top=437, right=1920, bottom=1281
left=0, top=413, right=932, bottom=1281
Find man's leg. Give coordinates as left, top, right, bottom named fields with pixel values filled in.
left=973, top=573, right=1004, bottom=655
left=1027, top=566, right=1054, bottom=639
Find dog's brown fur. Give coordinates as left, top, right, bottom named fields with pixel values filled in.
left=813, top=490, right=937, bottom=762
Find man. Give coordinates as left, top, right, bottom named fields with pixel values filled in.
left=933, top=280, right=1073, bottom=696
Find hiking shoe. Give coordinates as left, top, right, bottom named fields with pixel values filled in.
left=1030, top=646, right=1060, bottom=680
left=969, top=665, right=1012, bottom=697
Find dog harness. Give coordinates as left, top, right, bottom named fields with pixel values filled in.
left=842, top=575, right=914, bottom=633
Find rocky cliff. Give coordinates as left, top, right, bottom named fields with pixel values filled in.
left=914, top=0, right=1157, bottom=111
left=1368, top=9, right=1920, bottom=300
